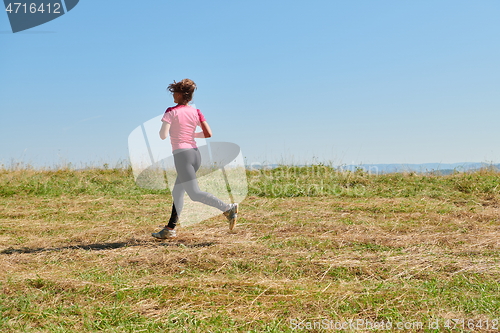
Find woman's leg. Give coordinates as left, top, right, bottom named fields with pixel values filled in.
left=173, top=148, right=231, bottom=212
left=166, top=176, right=185, bottom=230
left=154, top=148, right=238, bottom=238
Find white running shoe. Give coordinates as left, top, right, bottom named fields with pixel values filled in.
left=223, top=203, right=238, bottom=230
left=152, top=227, right=177, bottom=239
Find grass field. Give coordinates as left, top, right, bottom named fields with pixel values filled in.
left=0, top=166, right=499, bottom=332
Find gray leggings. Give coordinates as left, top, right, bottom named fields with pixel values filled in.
left=167, top=148, right=230, bottom=229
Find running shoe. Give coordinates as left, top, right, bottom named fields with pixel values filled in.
left=223, top=203, right=238, bottom=230
left=152, top=227, right=177, bottom=239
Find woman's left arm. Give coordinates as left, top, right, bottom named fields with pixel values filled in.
left=194, top=121, right=212, bottom=138
left=159, top=121, right=170, bottom=140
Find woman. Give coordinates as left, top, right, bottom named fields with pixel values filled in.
left=152, top=79, right=238, bottom=239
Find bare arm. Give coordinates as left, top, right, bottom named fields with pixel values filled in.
left=159, top=121, right=170, bottom=140
left=194, top=121, right=212, bottom=138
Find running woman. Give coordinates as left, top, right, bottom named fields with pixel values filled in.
left=152, top=79, right=238, bottom=239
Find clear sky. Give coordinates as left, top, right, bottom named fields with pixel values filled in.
left=1, top=1, right=499, bottom=169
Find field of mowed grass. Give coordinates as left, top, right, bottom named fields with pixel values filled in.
left=0, top=166, right=499, bottom=332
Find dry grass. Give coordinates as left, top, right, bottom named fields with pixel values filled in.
left=0, top=168, right=499, bottom=332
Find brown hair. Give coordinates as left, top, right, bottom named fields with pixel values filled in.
left=167, top=79, right=197, bottom=105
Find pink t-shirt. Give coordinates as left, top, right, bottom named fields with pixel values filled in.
left=161, top=104, right=207, bottom=151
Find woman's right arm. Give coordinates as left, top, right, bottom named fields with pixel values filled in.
left=159, top=121, right=170, bottom=140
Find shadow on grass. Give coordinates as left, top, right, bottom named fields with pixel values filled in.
left=0, top=239, right=216, bottom=255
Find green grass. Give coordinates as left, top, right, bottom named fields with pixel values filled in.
left=0, top=166, right=499, bottom=332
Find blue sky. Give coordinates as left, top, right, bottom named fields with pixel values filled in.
left=1, top=0, right=499, bottom=168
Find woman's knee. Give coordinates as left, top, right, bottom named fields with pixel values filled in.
left=186, top=190, right=204, bottom=202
